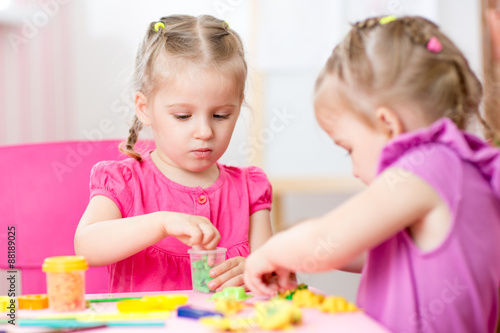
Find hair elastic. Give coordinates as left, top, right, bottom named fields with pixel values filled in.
left=379, top=15, right=396, bottom=25
left=426, top=36, right=442, bottom=53
left=154, top=21, right=165, bottom=32
left=222, top=21, right=230, bottom=30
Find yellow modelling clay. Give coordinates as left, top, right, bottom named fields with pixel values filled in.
left=117, top=294, right=188, bottom=313
left=292, top=289, right=325, bottom=308
left=289, top=289, right=359, bottom=313
left=214, top=298, right=244, bottom=316
left=0, top=296, right=11, bottom=312
left=255, top=299, right=302, bottom=330
left=319, top=296, right=358, bottom=313
left=200, top=316, right=252, bottom=331
left=277, top=283, right=308, bottom=300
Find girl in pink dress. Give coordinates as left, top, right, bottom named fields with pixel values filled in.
left=75, top=15, right=273, bottom=293
left=245, top=16, right=500, bottom=332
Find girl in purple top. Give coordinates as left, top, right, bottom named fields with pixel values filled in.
left=74, top=15, right=273, bottom=292
left=245, top=16, right=500, bottom=332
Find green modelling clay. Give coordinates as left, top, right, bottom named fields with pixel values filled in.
left=209, top=286, right=253, bottom=301
left=191, top=255, right=215, bottom=293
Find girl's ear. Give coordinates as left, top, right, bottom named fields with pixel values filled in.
left=375, top=107, right=404, bottom=139
left=135, top=92, right=152, bottom=126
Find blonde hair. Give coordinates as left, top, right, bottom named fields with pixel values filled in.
left=120, top=15, right=247, bottom=160
left=316, top=16, right=499, bottom=142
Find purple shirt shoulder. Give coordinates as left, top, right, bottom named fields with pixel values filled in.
left=357, top=118, right=500, bottom=332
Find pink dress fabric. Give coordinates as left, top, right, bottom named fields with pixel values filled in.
left=357, top=118, right=500, bottom=332
left=89, top=152, right=272, bottom=292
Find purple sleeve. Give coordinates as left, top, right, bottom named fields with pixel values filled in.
left=389, top=143, right=462, bottom=213
left=246, top=166, right=273, bottom=215
left=89, top=160, right=134, bottom=217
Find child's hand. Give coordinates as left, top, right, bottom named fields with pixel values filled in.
left=207, top=256, right=246, bottom=291
left=244, top=247, right=297, bottom=296
left=163, top=212, right=220, bottom=250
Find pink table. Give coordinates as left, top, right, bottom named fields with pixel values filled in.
left=1, top=290, right=390, bottom=332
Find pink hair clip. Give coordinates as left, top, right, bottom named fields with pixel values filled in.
left=426, top=36, right=442, bottom=53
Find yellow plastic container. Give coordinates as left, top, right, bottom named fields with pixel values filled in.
left=42, top=256, right=88, bottom=312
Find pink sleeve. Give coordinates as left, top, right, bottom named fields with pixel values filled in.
left=89, top=160, right=134, bottom=217
left=247, top=166, right=272, bottom=215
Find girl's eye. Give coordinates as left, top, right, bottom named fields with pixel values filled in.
left=213, top=114, right=230, bottom=120
left=174, top=114, right=191, bottom=120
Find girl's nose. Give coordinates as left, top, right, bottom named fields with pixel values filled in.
left=194, top=121, right=214, bottom=140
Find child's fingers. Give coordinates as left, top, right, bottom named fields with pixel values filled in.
left=277, top=271, right=297, bottom=292
left=254, top=274, right=278, bottom=296
left=209, top=257, right=240, bottom=278
left=187, top=225, right=204, bottom=246
left=197, top=221, right=220, bottom=249
left=244, top=269, right=276, bottom=296
left=208, top=259, right=244, bottom=290
left=213, top=274, right=244, bottom=291
left=244, top=251, right=278, bottom=296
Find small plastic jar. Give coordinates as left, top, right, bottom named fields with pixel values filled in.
left=42, top=256, right=88, bottom=312
left=188, top=247, right=226, bottom=293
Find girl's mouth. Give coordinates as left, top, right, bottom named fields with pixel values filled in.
left=192, top=148, right=213, bottom=158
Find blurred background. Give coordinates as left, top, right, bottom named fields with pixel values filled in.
left=0, top=0, right=487, bottom=301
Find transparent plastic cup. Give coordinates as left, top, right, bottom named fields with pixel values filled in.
left=42, top=256, right=88, bottom=312
left=188, top=247, right=226, bottom=293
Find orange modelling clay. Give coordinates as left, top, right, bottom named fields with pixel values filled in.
left=42, top=256, right=88, bottom=312
left=18, top=294, right=49, bottom=310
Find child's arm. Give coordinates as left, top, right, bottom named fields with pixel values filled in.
left=244, top=168, right=444, bottom=296
left=338, top=253, right=365, bottom=273
left=249, top=209, right=273, bottom=251
left=207, top=209, right=273, bottom=291
left=74, top=195, right=220, bottom=266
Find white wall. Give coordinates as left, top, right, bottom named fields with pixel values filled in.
left=64, top=0, right=483, bottom=176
